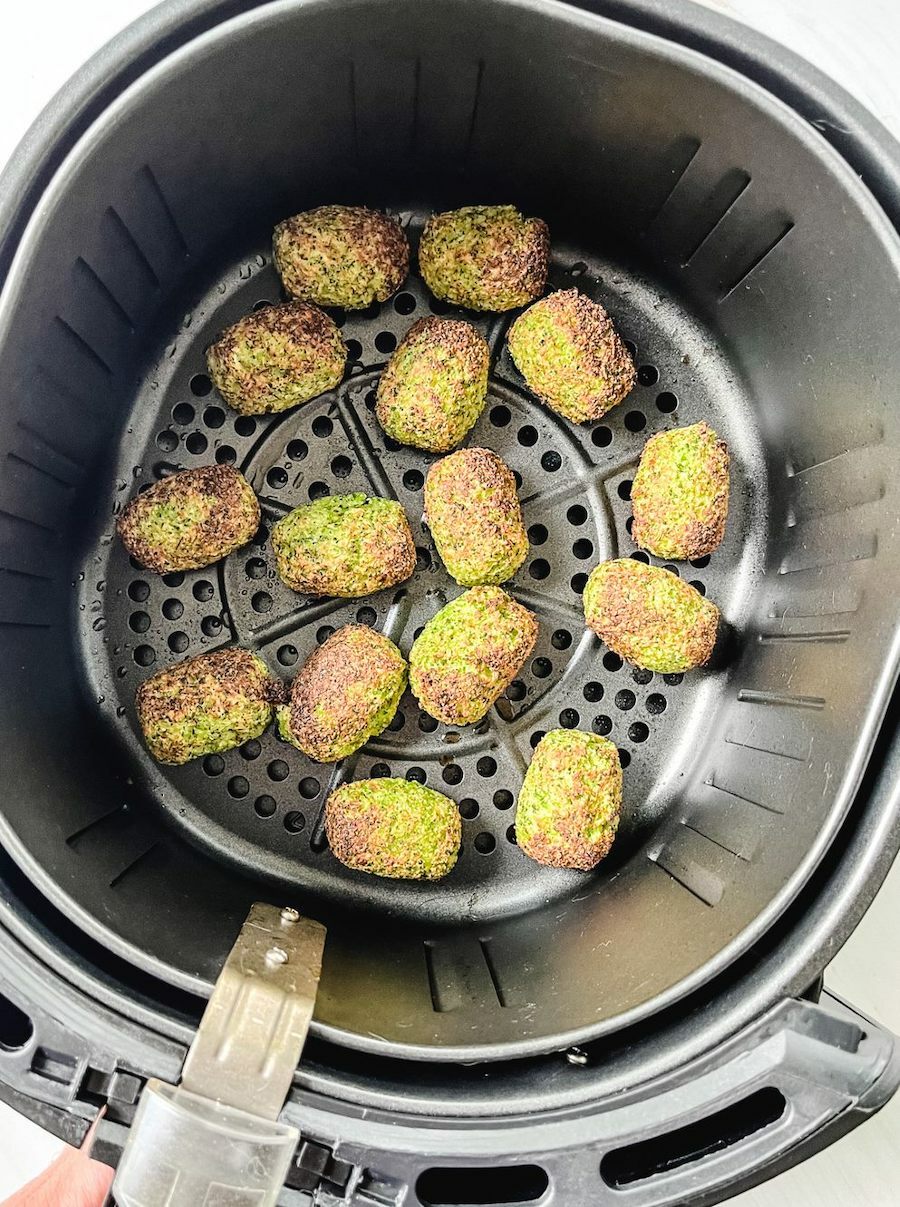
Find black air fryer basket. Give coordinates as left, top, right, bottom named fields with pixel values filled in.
left=1, top=0, right=899, bottom=1203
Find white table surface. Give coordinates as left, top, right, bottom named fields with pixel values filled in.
left=0, top=0, right=898, bottom=1202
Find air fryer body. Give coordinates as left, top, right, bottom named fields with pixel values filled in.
left=0, top=0, right=899, bottom=1203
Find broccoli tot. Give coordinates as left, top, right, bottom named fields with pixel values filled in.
left=277, top=625, right=407, bottom=762
left=206, top=301, right=346, bottom=416
left=583, top=559, right=718, bottom=673
left=424, top=448, right=528, bottom=586
left=271, top=493, right=415, bottom=597
left=418, top=205, right=549, bottom=311
left=117, top=465, right=260, bottom=574
left=409, top=586, right=538, bottom=726
left=273, top=205, right=409, bottom=309
left=516, top=730, right=622, bottom=870
left=507, top=289, right=635, bottom=423
left=136, top=648, right=283, bottom=765
left=631, top=422, right=729, bottom=560
left=326, top=778, right=461, bottom=879
left=375, top=317, right=489, bottom=452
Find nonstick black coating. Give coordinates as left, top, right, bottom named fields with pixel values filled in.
left=0, top=0, right=898, bottom=1060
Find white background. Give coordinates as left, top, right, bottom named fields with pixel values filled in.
left=0, top=0, right=898, bottom=1202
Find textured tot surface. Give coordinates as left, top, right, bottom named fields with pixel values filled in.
left=271, top=493, right=416, bottom=597
left=584, top=559, right=719, bottom=673
left=206, top=300, right=346, bottom=415
left=631, top=422, right=730, bottom=559
left=424, top=447, right=528, bottom=585
left=375, top=316, right=489, bottom=452
left=326, top=778, right=461, bottom=880
left=418, top=205, right=549, bottom=311
left=508, top=288, right=636, bottom=423
left=116, top=465, right=260, bottom=573
left=136, top=648, right=283, bottom=764
left=278, top=625, right=407, bottom=762
left=410, top=586, right=538, bottom=725
left=516, top=729, right=622, bottom=870
left=273, top=205, right=409, bottom=308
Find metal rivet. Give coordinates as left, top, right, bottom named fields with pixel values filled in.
left=266, top=946, right=289, bottom=965
left=280, top=907, right=300, bottom=925
left=566, top=1046, right=589, bottom=1067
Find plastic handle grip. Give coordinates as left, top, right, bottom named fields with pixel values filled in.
left=112, top=1080, right=298, bottom=1206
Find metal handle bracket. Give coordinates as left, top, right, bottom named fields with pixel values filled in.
left=181, top=903, right=325, bottom=1120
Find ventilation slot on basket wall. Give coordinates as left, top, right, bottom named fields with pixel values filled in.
left=416, top=1165, right=549, bottom=1206
left=599, top=1087, right=786, bottom=1187
left=0, top=992, right=34, bottom=1052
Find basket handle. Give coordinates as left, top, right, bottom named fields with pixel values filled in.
left=110, top=903, right=325, bottom=1207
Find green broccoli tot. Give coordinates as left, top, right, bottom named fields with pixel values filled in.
left=516, top=729, right=622, bottom=870
left=631, top=422, right=729, bottom=560
left=583, top=559, right=718, bottom=673
left=206, top=301, right=346, bottom=415
left=375, top=317, right=489, bottom=452
left=273, top=205, right=409, bottom=308
left=418, top=205, right=549, bottom=311
left=409, top=586, right=538, bottom=725
left=278, top=625, right=407, bottom=762
left=424, top=447, right=528, bottom=586
left=136, top=648, right=283, bottom=765
left=271, top=493, right=415, bottom=597
left=117, top=465, right=259, bottom=574
left=325, top=778, right=461, bottom=879
left=507, top=288, right=635, bottom=422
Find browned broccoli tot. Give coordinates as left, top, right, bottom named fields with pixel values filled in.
left=409, top=586, right=537, bottom=725
left=136, top=648, right=283, bottom=765
left=419, top=205, right=549, bottom=311
left=583, top=559, right=718, bottom=673
left=375, top=317, right=489, bottom=452
left=424, top=448, right=528, bottom=586
left=206, top=301, right=345, bottom=416
left=507, top=289, right=635, bottom=423
left=278, top=625, right=407, bottom=762
left=516, top=729, right=622, bottom=870
left=631, top=422, right=729, bottom=560
left=273, top=205, right=408, bottom=308
left=271, top=493, right=416, bottom=598
left=326, top=779, right=461, bottom=879
left=117, top=465, right=259, bottom=574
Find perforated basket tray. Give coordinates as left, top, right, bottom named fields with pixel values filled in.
left=95, top=217, right=759, bottom=928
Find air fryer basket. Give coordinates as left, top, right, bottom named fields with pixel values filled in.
left=1, top=0, right=900, bottom=1200
left=1, top=0, right=899, bottom=1063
